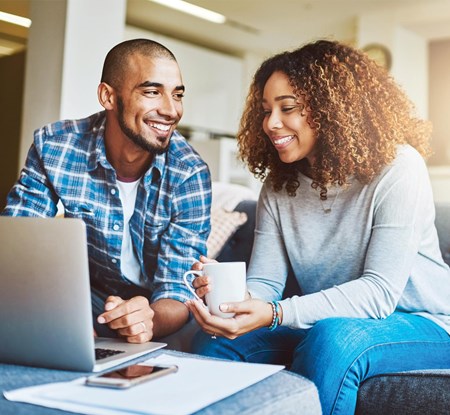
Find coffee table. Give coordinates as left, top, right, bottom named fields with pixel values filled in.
left=0, top=349, right=321, bottom=414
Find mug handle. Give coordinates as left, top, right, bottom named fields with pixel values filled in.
left=182, top=270, right=203, bottom=301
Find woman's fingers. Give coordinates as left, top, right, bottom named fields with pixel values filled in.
left=186, top=300, right=236, bottom=336
left=192, top=275, right=210, bottom=289
left=191, top=256, right=217, bottom=271
left=199, top=255, right=217, bottom=264
left=219, top=300, right=252, bottom=314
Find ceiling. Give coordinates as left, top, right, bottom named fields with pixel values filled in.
left=0, top=0, right=28, bottom=56
left=1, top=0, right=450, bottom=58
left=126, top=0, right=450, bottom=56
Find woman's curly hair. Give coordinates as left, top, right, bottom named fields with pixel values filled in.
left=237, top=39, right=432, bottom=198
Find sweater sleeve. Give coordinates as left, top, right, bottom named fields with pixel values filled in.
left=247, top=184, right=291, bottom=301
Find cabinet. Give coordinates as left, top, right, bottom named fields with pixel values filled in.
left=189, top=138, right=262, bottom=193
left=428, top=166, right=450, bottom=203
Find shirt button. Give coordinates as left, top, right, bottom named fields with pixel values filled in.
left=110, top=188, right=116, bottom=195
left=111, top=258, right=117, bottom=264
left=113, top=224, right=120, bottom=231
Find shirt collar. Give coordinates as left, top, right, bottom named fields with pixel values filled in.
left=87, top=111, right=174, bottom=184
left=87, top=112, right=111, bottom=172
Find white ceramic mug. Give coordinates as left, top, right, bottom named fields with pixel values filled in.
left=183, top=262, right=247, bottom=318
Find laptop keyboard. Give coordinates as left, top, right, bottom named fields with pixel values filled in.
left=95, top=347, right=125, bottom=360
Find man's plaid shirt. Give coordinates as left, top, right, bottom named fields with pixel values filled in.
left=2, top=111, right=212, bottom=303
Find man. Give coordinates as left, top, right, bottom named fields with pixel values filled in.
left=2, top=39, right=212, bottom=343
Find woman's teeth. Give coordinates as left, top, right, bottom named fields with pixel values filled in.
left=274, top=135, right=294, bottom=145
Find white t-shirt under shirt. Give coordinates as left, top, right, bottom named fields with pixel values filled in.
left=247, top=145, right=450, bottom=334
left=117, top=178, right=142, bottom=286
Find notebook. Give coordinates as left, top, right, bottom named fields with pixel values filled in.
left=0, top=216, right=166, bottom=372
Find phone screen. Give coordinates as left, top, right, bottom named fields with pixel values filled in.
left=86, top=364, right=178, bottom=388
left=99, top=364, right=168, bottom=380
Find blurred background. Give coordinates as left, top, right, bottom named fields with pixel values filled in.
left=1, top=0, right=450, bottom=205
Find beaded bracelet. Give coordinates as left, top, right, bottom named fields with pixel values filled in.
left=268, top=301, right=280, bottom=331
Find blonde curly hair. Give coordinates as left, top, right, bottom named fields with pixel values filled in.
left=237, top=40, right=432, bottom=198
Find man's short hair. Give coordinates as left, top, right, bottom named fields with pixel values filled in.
left=101, top=38, right=176, bottom=88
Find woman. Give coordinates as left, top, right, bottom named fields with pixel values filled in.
left=185, top=40, right=450, bottom=414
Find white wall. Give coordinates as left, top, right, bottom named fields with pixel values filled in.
left=124, top=26, right=244, bottom=136
left=393, top=27, right=428, bottom=119
left=19, top=0, right=126, bottom=168
left=60, top=0, right=127, bottom=119
left=357, top=12, right=428, bottom=119
left=19, top=0, right=67, bottom=167
left=429, top=39, right=450, bottom=165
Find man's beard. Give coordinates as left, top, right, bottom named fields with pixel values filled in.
left=117, top=96, right=170, bottom=155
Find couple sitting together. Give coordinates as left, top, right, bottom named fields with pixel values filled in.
left=2, top=38, right=449, bottom=414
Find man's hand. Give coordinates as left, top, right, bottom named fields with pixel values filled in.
left=97, top=295, right=154, bottom=343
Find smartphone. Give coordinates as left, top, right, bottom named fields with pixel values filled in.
left=85, top=363, right=178, bottom=389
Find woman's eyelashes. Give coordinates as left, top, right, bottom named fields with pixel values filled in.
left=262, top=103, right=306, bottom=116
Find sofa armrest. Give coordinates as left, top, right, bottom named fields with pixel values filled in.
left=356, top=370, right=450, bottom=414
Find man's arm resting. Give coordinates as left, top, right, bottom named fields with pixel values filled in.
left=151, top=298, right=189, bottom=339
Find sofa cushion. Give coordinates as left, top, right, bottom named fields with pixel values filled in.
left=211, top=182, right=257, bottom=211
left=356, top=370, right=450, bottom=414
left=207, top=208, right=248, bottom=259
left=216, top=200, right=256, bottom=265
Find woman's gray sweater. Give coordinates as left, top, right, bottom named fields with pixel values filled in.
left=247, top=145, right=450, bottom=334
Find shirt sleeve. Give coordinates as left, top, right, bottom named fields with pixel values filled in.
left=2, top=129, right=59, bottom=217
left=280, top=150, right=434, bottom=328
left=150, top=164, right=212, bottom=303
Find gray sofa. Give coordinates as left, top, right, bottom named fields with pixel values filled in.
left=165, top=200, right=450, bottom=413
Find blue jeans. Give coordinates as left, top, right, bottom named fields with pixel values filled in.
left=192, top=312, right=450, bottom=414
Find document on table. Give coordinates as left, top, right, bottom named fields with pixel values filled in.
left=4, top=353, right=284, bottom=415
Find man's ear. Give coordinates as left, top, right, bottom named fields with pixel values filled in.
left=97, top=82, right=115, bottom=110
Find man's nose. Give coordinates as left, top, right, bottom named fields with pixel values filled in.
left=159, top=94, right=178, bottom=118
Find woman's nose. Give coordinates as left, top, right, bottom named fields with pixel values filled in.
left=266, top=111, right=283, bottom=130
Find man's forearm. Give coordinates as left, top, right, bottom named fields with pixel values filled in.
left=150, top=298, right=189, bottom=338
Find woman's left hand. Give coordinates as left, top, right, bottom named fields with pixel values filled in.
left=185, top=298, right=273, bottom=339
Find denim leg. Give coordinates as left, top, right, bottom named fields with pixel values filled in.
left=192, top=326, right=306, bottom=365
left=290, top=312, right=450, bottom=415
left=91, top=285, right=118, bottom=338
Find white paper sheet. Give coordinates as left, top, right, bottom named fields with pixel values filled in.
left=4, top=353, right=284, bottom=415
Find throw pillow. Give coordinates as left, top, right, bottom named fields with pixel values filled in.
left=212, top=182, right=257, bottom=211
left=207, top=208, right=248, bottom=259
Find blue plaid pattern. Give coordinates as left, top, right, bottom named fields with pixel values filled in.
left=2, top=111, right=212, bottom=303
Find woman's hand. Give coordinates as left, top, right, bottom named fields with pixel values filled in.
left=185, top=298, right=274, bottom=339
left=190, top=255, right=252, bottom=301
left=190, top=255, right=217, bottom=299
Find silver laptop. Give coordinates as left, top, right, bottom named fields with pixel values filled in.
left=0, top=216, right=166, bottom=372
